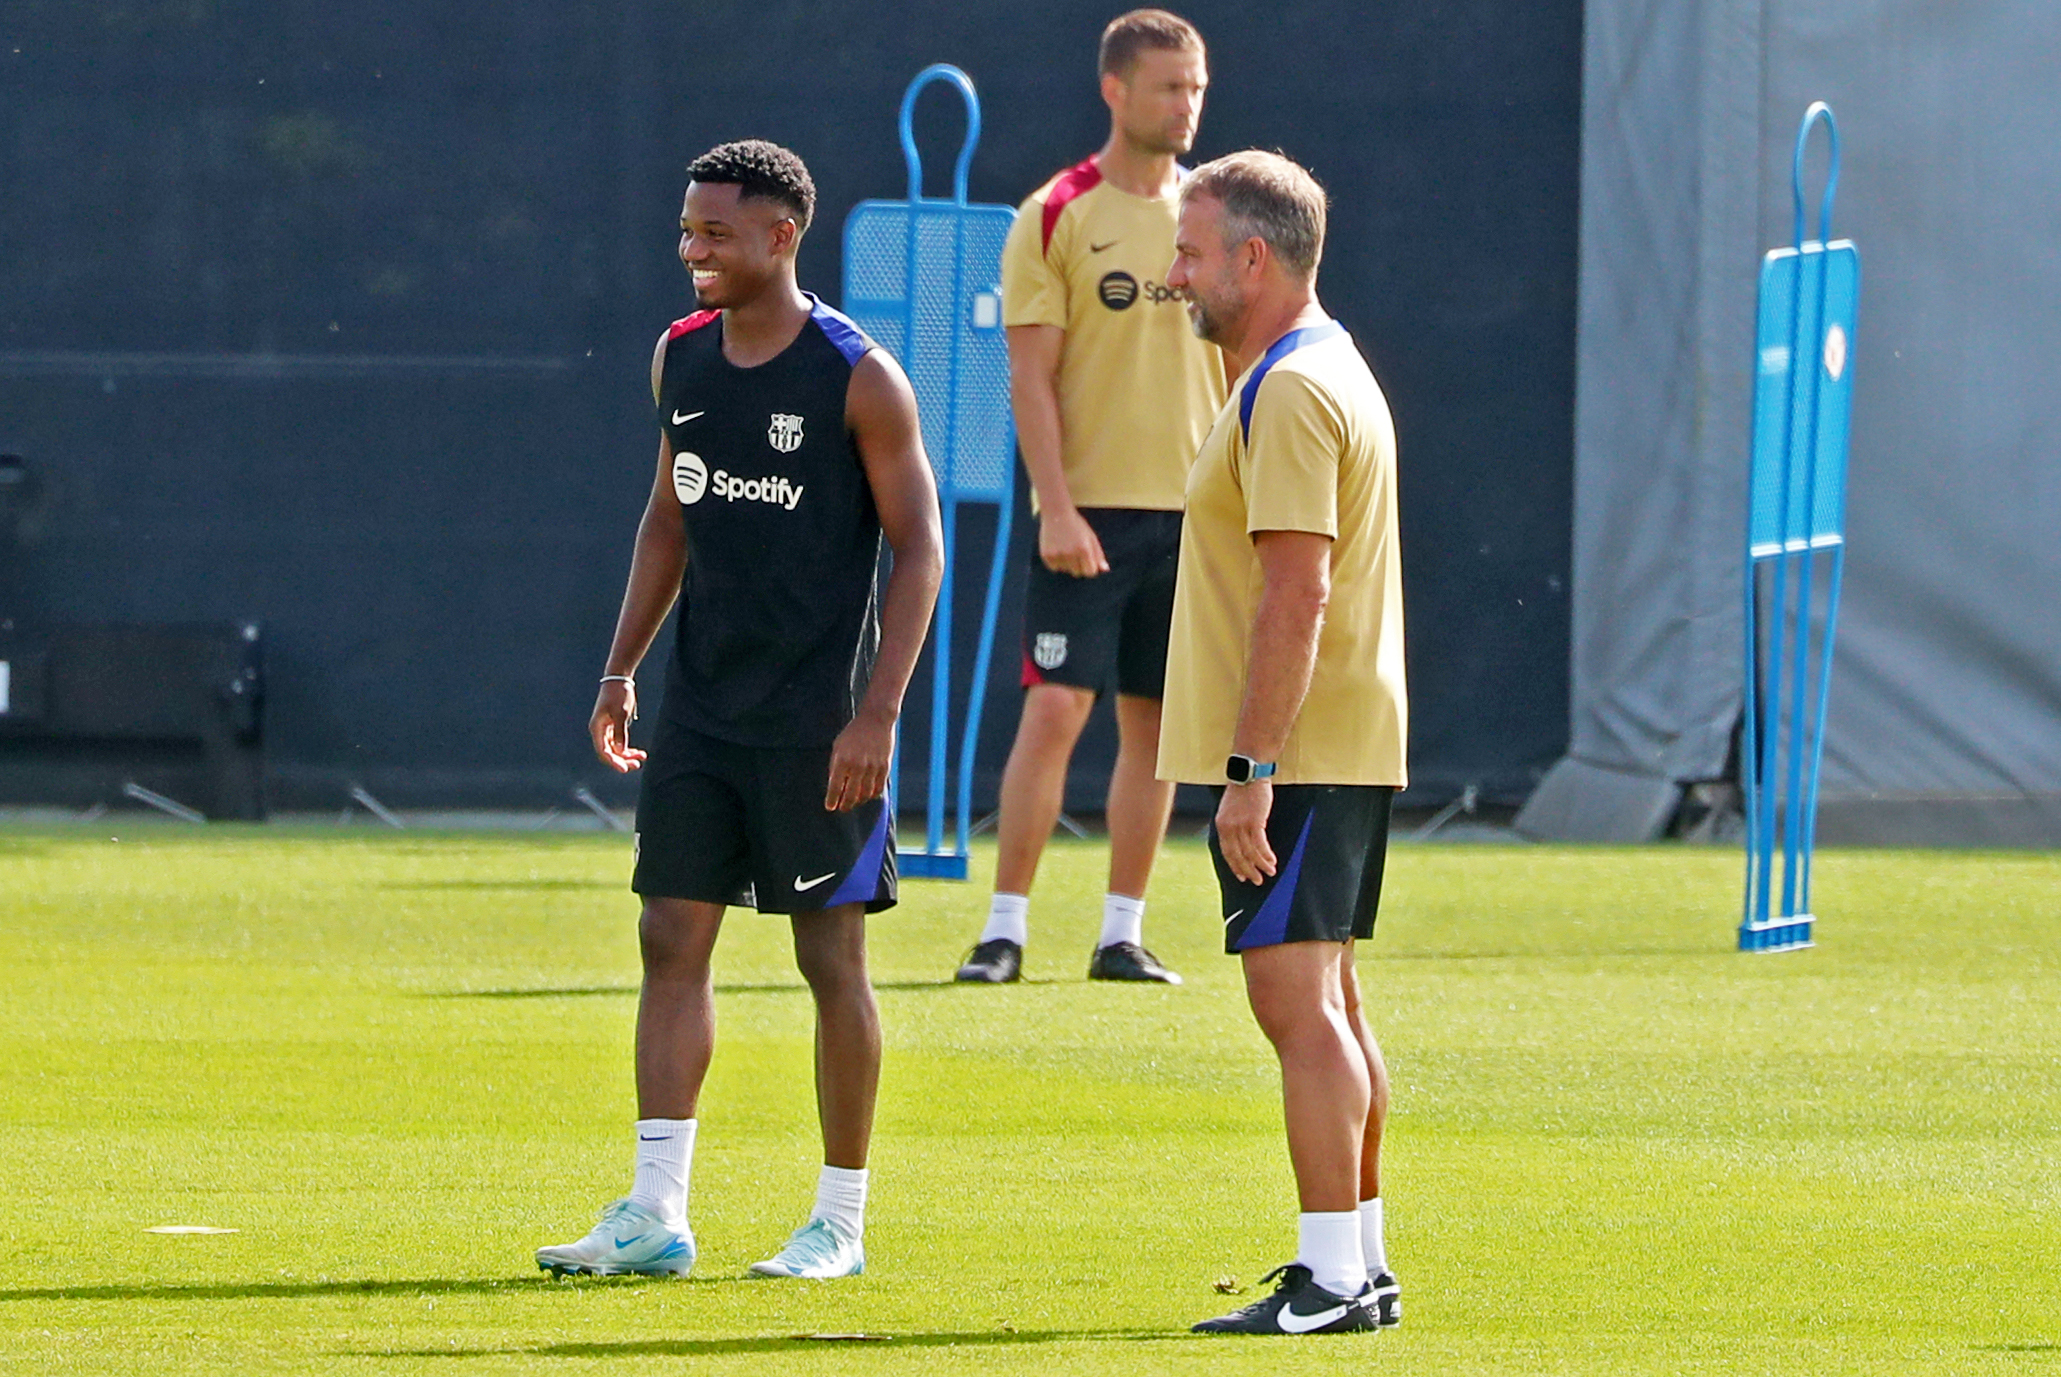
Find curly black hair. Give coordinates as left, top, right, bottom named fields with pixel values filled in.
left=685, top=139, right=816, bottom=234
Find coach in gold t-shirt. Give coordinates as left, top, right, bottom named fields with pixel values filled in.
left=1163, top=151, right=1407, bottom=1338
left=953, top=9, right=1225, bottom=987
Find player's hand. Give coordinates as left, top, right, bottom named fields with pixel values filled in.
left=590, top=680, right=647, bottom=773
left=1214, top=780, right=1278, bottom=886
left=1038, top=506, right=1110, bottom=578
left=826, top=703, right=896, bottom=811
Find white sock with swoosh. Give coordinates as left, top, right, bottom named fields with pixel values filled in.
left=1296, top=1210, right=1366, bottom=1298
left=629, top=1118, right=695, bottom=1226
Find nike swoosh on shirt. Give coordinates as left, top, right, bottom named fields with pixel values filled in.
left=1222, top=909, right=1245, bottom=926
left=672, top=410, right=704, bottom=424
left=1088, top=239, right=1119, bottom=253
left=1278, top=1301, right=1355, bottom=1334
left=795, top=871, right=837, bottom=891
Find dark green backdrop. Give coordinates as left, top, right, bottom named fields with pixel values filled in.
left=0, top=0, right=1580, bottom=811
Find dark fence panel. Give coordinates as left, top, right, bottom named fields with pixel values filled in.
left=0, top=0, right=1579, bottom=813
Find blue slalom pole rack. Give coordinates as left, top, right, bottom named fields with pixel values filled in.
left=1740, top=102, right=1860, bottom=952
left=842, top=64, right=1018, bottom=881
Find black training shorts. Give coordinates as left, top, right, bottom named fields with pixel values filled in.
left=1209, top=785, right=1395, bottom=953
left=1020, top=507, right=1181, bottom=699
left=632, top=718, right=897, bottom=914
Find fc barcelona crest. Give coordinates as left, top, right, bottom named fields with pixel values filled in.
left=1032, top=633, right=1068, bottom=670
left=768, top=413, right=805, bottom=453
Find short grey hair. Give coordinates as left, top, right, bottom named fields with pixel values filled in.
left=1180, top=150, right=1328, bottom=278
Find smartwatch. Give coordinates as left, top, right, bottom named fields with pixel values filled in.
left=1225, top=754, right=1278, bottom=785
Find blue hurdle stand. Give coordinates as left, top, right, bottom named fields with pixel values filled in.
left=842, top=65, right=1018, bottom=881
left=1740, top=103, right=1861, bottom=953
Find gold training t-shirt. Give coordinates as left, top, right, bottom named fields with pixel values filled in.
left=1158, top=321, right=1408, bottom=787
left=999, top=157, right=1226, bottom=511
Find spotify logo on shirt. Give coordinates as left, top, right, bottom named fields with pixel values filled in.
left=1099, top=271, right=1140, bottom=310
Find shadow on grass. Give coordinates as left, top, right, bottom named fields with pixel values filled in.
left=363, top=1328, right=1188, bottom=1359
left=1974, top=1344, right=2060, bottom=1352
left=428, top=980, right=987, bottom=1000
left=1374, top=945, right=1726, bottom=962
left=0, top=1275, right=694, bottom=1303
left=382, top=879, right=620, bottom=892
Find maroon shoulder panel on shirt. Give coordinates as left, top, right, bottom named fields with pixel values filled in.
left=1040, top=157, right=1103, bottom=255
left=667, top=310, right=720, bottom=340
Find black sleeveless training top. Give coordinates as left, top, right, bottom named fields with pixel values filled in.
left=653, top=294, right=882, bottom=748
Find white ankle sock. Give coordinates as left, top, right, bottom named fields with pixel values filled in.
left=1359, top=1197, right=1388, bottom=1276
left=1297, top=1210, right=1366, bottom=1298
left=813, top=1164, right=869, bottom=1237
left=628, top=1118, right=695, bottom=1224
left=980, top=892, right=1029, bottom=946
left=1096, top=893, right=1145, bottom=949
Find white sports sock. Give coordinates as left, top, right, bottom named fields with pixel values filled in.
left=1096, top=893, right=1145, bottom=949
left=627, top=1118, right=695, bottom=1224
left=1359, top=1197, right=1389, bottom=1276
left=812, top=1164, right=869, bottom=1238
left=979, top=892, right=1029, bottom=946
left=1297, top=1210, right=1366, bottom=1298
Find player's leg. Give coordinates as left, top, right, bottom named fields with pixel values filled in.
left=538, top=727, right=747, bottom=1277
left=956, top=682, right=1094, bottom=981
left=749, top=902, right=879, bottom=1278
left=749, top=763, right=891, bottom=1278
left=1090, top=515, right=1184, bottom=982
left=793, top=902, right=881, bottom=1171
left=957, top=522, right=1125, bottom=982
left=635, top=898, right=725, bottom=1120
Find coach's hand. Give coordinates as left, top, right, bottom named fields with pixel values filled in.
left=1215, top=780, right=1278, bottom=886
left=590, top=681, right=646, bottom=773
left=1039, top=506, right=1110, bottom=578
left=827, top=703, right=896, bottom=811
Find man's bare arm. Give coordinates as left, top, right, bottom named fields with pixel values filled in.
left=829, top=348, right=945, bottom=810
left=589, top=431, right=686, bottom=772
left=1008, top=322, right=1107, bottom=578
left=1215, top=529, right=1332, bottom=883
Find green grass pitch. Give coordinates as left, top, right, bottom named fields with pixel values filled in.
left=1, top=825, right=2056, bottom=1374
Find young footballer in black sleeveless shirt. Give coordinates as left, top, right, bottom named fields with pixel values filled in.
left=537, top=141, right=942, bottom=1282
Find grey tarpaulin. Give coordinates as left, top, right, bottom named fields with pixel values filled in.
left=1522, top=0, right=2061, bottom=844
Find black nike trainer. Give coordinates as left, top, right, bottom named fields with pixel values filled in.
left=1086, top=941, right=1182, bottom=984
left=1191, top=1264, right=1377, bottom=1336
left=1368, top=1269, right=1401, bottom=1327
left=954, top=938, right=1022, bottom=983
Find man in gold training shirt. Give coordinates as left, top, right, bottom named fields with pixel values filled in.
left=954, top=9, right=1226, bottom=986
left=1162, top=151, right=1407, bottom=1336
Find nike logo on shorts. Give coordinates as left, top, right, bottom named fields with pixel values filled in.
left=795, top=871, right=837, bottom=891
left=672, top=409, right=704, bottom=424
left=1223, top=908, right=1245, bottom=926
left=1089, top=239, right=1119, bottom=253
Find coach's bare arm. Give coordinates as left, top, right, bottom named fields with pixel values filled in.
left=826, top=348, right=945, bottom=811
left=1008, top=323, right=1107, bottom=578
left=589, top=334, right=693, bottom=773
left=1215, top=529, right=1332, bottom=884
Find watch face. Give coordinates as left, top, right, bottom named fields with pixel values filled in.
left=1226, top=755, right=1251, bottom=784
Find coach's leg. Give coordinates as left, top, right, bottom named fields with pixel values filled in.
left=636, top=897, right=725, bottom=1118
left=1340, top=942, right=1397, bottom=1317
left=1242, top=940, right=1369, bottom=1212
left=792, top=902, right=880, bottom=1169
left=1338, top=943, right=1388, bottom=1201
left=1106, top=692, right=1176, bottom=899
left=993, top=684, right=1097, bottom=896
